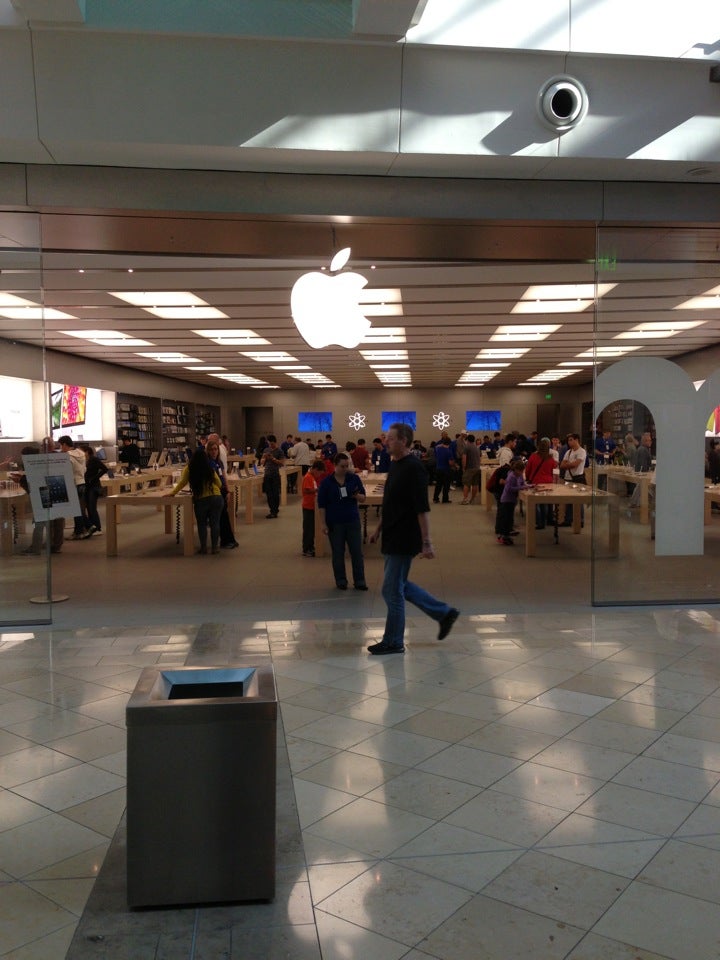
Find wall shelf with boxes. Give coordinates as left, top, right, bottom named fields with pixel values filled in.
left=195, top=404, right=220, bottom=439
left=161, top=399, right=192, bottom=449
left=116, top=395, right=160, bottom=465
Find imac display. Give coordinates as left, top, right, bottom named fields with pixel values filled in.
left=298, top=411, right=332, bottom=434
left=61, top=385, right=87, bottom=427
left=381, top=411, right=416, bottom=432
left=466, top=410, right=502, bottom=433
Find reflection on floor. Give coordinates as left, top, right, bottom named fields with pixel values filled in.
left=1, top=609, right=719, bottom=959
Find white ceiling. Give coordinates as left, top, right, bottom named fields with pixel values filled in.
left=3, top=247, right=719, bottom=391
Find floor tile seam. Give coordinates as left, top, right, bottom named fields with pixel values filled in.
left=7, top=738, right=121, bottom=771
left=14, top=874, right=89, bottom=918
left=638, top=732, right=720, bottom=773
left=479, top=866, right=631, bottom=935
left=583, top=873, right=720, bottom=943
left=311, top=904, right=412, bottom=951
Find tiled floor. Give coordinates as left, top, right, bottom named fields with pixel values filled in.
left=1, top=609, right=720, bottom=958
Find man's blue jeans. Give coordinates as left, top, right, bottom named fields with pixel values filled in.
left=381, top=553, right=450, bottom=648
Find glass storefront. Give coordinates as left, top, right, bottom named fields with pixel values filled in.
left=0, top=212, right=53, bottom=625
left=592, top=225, right=720, bottom=605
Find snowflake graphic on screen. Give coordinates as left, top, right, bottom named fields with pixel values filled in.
left=348, top=411, right=366, bottom=431
left=432, top=411, right=451, bottom=431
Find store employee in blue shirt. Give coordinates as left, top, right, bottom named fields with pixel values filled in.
left=317, top=453, right=368, bottom=591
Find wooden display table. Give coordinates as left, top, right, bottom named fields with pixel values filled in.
left=101, top=469, right=175, bottom=497
left=593, top=466, right=654, bottom=524
left=227, top=454, right=257, bottom=474
left=105, top=490, right=196, bottom=557
left=520, top=484, right=620, bottom=558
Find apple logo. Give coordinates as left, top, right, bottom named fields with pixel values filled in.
left=291, top=248, right=371, bottom=349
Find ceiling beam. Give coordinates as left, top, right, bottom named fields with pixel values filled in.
left=352, top=0, right=428, bottom=40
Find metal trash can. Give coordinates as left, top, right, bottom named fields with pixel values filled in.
left=126, top=664, right=277, bottom=908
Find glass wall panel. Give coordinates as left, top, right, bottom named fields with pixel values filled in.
left=0, top=212, right=52, bottom=625
left=592, top=225, right=720, bottom=605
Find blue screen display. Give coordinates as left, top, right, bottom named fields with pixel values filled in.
left=466, top=410, right=501, bottom=432
left=298, top=411, right=333, bottom=433
left=381, top=411, right=417, bottom=432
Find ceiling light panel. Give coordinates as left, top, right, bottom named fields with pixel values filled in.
left=674, top=284, right=720, bottom=310
left=136, top=352, right=200, bottom=363
left=109, top=291, right=209, bottom=307
left=512, top=299, right=593, bottom=314
left=144, top=306, right=228, bottom=320
left=491, top=324, right=561, bottom=340
left=0, top=307, right=78, bottom=320
left=210, top=373, right=268, bottom=384
left=360, top=349, right=409, bottom=361
left=61, top=329, right=153, bottom=346
left=240, top=352, right=298, bottom=362
left=521, top=283, right=617, bottom=300
left=576, top=346, right=641, bottom=358
left=184, top=365, right=227, bottom=371
left=614, top=320, right=706, bottom=339
left=477, top=349, right=530, bottom=358
left=192, top=329, right=271, bottom=345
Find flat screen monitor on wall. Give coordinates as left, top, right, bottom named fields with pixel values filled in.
left=51, top=383, right=102, bottom=442
left=50, top=389, right=63, bottom=430
left=298, top=411, right=332, bottom=434
left=466, top=410, right=501, bottom=433
left=61, top=385, right=87, bottom=427
left=381, top=411, right=417, bottom=432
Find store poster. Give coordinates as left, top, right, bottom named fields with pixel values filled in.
left=22, top=453, right=81, bottom=520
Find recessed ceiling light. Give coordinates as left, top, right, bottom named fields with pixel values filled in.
left=61, top=329, right=153, bottom=347
left=614, top=320, right=706, bottom=339
left=251, top=385, right=280, bottom=389
left=144, top=306, right=228, bottom=320
left=518, top=382, right=548, bottom=386
left=512, top=299, right=593, bottom=314
left=360, top=349, right=409, bottom=361
left=0, top=306, right=78, bottom=320
left=0, top=294, right=37, bottom=307
left=210, top=373, right=268, bottom=384
left=135, top=352, right=201, bottom=363
left=520, top=283, right=617, bottom=300
left=469, top=362, right=510, bottom=368
left=559, top=360, right=595, bottom=366
left=369, top=364, right=409, bottom=369
left=240, top=352, right=298, bottom=362
left=491, top=324, right=561, bottom=340
left=477, top=348, right=530, bottom=359
left=576, top=346, right=641, bottom=358
left=193, top=329, right=270, bottom=345
left=184, top=366, right=227, bottom=371
left=271, top=365, right=312, bottom=371
left=110, top=291, right=209, bottom=307
left=527, top=369, right=580, bottom=380
left=673, top=284, right=720, bottom=310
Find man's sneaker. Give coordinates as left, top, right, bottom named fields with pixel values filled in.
left=302, top=550, right=315, bottom=557
left=438, top=608, right=459, bottom=641
left=83, top=525, right=98, bottom=539
left=501, top=536, right=514, bottom=545
left=367, top=641, right=405, bottom=655
left=68, top=533, right=83, bottom=540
